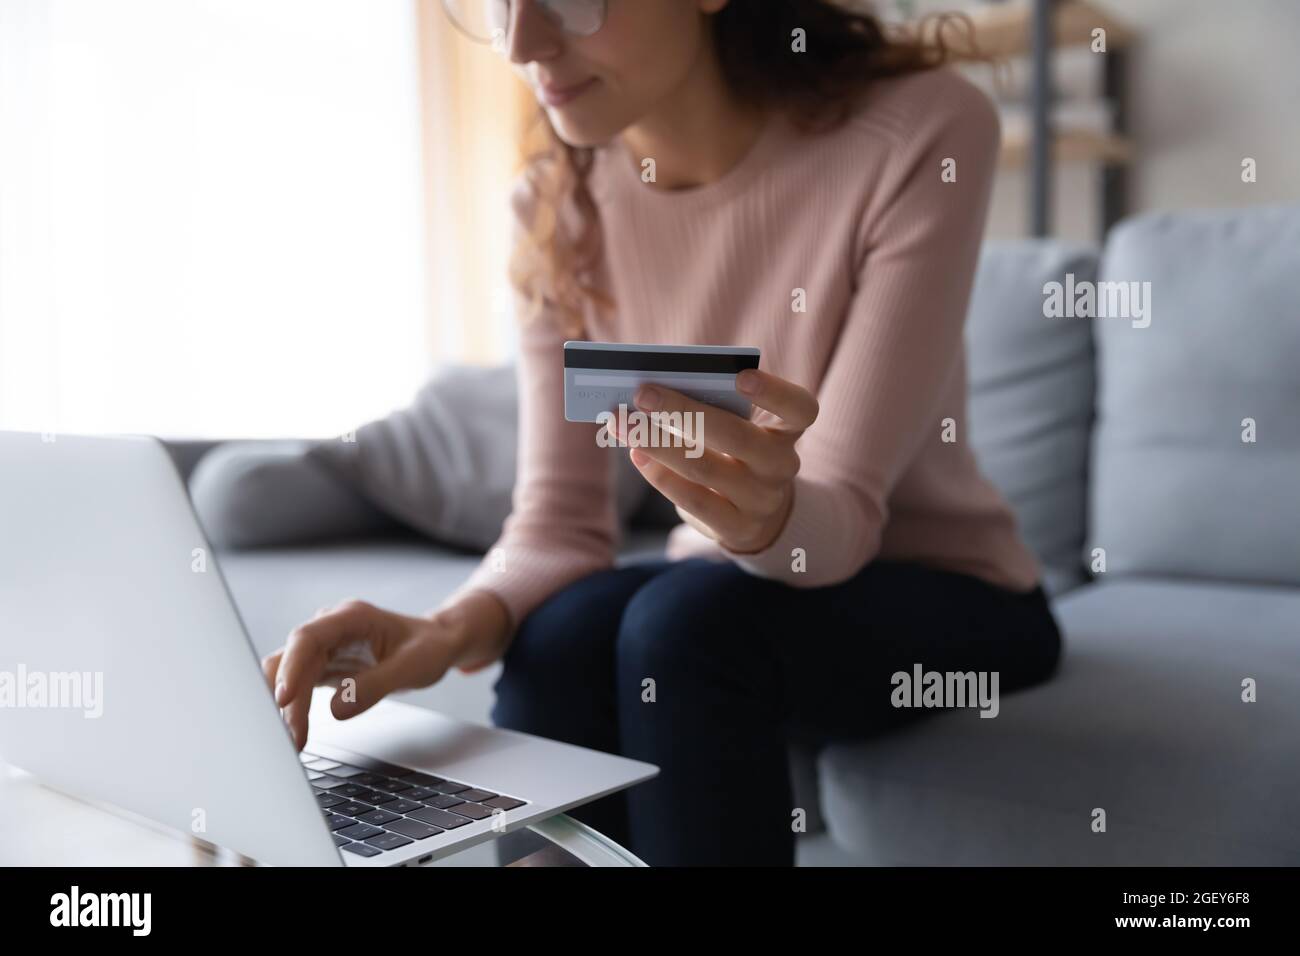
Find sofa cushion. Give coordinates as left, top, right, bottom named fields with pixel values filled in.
left=818, top=578, right=1300, bottom=865
left=311, top=363, right=648, bottom=551
left=965, top=240, right=1099, bottom=594
left=1090, top=205, right=1300, bottom=586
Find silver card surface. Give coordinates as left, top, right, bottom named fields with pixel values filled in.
left=563, top=341, right=760, bottom=423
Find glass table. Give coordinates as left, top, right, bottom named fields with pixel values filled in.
left=1, top=760, right=645, bottom=867
left=491, top=814, right=646, bottom=868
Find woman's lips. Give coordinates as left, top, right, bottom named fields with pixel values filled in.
left=538, top=77, right=598, bottom=107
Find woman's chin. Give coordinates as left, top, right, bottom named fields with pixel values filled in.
left=544, top=106, right=620, bottom=149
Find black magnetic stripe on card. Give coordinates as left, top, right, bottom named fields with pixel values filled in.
left=563, top=348, right=760, bottom=374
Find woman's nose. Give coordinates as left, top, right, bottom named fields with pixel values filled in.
left=505, top=0, right=563, bottom=65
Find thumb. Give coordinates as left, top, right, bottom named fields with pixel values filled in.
left=329, top=638, right=444, bottom=720
left=329, top=654, right=406, bottom=720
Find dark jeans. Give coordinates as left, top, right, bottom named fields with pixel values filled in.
left=492, top=557, right=1062, bottom=866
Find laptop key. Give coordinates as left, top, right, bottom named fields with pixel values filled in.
left=372, top=778, right=413, bottom=794
left=315, top=793, right=346, bottom=809
left=324, top=765, right=367, bottom=779
left=332, top=834, right=350, bottom=847
left=337, top=823, right=386, bottom=840
left=342, top=842, right=382, bottom=858
left=403, top=787, right=440, bottom=801
left=356, top=808, right=402, bottom=826
left=304, top=759, right=340, bottom=771
left=331, top=784, right=368, bottom=798
left=384, top=798, right=424, bottom=815
left=365, top=832, right=413, bottom=851
left=332, top=801, right=372, bottom=818
left=311, top=777, right=348, bottom=790
left=482, top=796, right=526, bottom=811
left=353, top=773, right=387, bottom=787
left=450, top=802, right=493, bottom=821
left=353, top=788, right=396, bottom=805
left=324, top=814, right=355, bottom=831
left=457, top=788, right=497, bottom=803
left=386, top=819, right=443, bottom=841
left=408, top=807, right=472, bottom=830
left=360, top=760, right=415, bottom=778
left=432, top=781, right=470, bottom=795
left=423, top=794, right=465, bottom=810
left=404, top=772, right=445, bottom=787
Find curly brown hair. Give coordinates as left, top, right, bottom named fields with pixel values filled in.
left=511, top=1, right=972, bottom=337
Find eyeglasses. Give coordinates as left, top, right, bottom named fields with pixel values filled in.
left=442, top=0, right=607, bottom=46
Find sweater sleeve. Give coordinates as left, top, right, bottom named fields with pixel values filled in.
left=720, top=81, right=1001, bottom=587
left=450, top=185, right=619, bottom=630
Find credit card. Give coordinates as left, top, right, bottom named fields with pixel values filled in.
left=563, top=341, right=761, bottom=423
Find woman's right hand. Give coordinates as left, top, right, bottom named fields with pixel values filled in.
left=262, top=590, right=510, bottom=751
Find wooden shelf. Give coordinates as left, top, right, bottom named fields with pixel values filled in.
left=941, top=0, right=1134, bottom=61
left=912, top=0, right=1136, bottom=233
left=999, top=127, right=1133, bottom=168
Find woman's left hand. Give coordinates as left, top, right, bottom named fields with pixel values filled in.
left=616, top=368, right=819, bottom=555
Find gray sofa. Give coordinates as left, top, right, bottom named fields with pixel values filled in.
left=168, top=204, right=1300, bottom=865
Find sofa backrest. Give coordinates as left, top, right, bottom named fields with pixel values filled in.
left=1088, top=204, right=1300, bottom=587
left=965, top=240, right=1099, bottom=595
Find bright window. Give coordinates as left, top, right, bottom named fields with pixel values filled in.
left=0, top=0, right=433, bottom=438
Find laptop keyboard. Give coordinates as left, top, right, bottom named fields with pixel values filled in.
left=301, top=751, right=528, bottom=859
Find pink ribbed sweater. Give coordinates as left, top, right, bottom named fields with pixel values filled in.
left=459, top=68, right=1041, bottom=629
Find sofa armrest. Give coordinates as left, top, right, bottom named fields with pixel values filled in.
left=158, top=438, right=230, bottom=485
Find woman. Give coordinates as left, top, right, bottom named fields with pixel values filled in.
left=265, top=0, right=1062, bottom=866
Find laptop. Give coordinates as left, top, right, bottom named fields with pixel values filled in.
left=0, top=432, right=657, bottom=866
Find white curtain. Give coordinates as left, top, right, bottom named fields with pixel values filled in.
left=0, top=0, right=432, bottom=438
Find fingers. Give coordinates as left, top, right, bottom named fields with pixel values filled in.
left=328, top=657, right=401, bottom=721
left=628, top=441, right=785, bottom=515
left=330, top=614, right=460, bottom=719
left=628, top=448, right=748, bottom=542
left=631, top=385, right=766, bottom=460
left=735, top=369, right=819, bottom=432
left=631, top=383, right=804, bottom=482
left=284, top=688, right=311, bottom=752
left=261, top=648, right=283, bottom=692
left=276, top=600, right=377, bottom=709
left=674, top=504, right=719, bottom=541
left=261, top=646, right=311, bottom=750
left=270, top=600, right=383, bottom=751
left=328, top=638, right=433, bottom=720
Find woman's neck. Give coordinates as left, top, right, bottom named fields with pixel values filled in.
left=618, top=46, right=765, bottom=192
